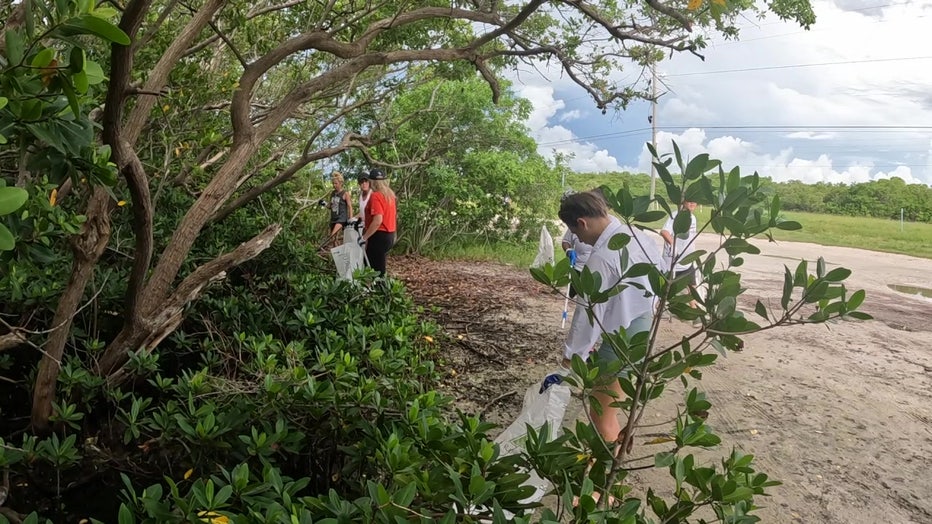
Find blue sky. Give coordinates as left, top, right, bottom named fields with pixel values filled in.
left=513, top=0, right=932, bottom=186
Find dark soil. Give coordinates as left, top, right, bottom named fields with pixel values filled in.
left=393, top=255, right=564, bottom=428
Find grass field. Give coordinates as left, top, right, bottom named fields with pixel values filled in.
left=440, top=210, right=932, bottom=266
left=771, top=211, right=932, bottom=260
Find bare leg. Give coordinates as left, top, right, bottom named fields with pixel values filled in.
left=591, top=379, right=624, bottom=443
left=328, top=223, right=344, bottom=247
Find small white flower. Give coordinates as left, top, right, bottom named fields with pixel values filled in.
left=450, top=211, right=457, bottom=216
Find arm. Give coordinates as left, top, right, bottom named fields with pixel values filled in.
left=363, top=214, right=383, bottom=241
left=561, top=229, right=573, bottom=252
left=660, top=229, right=674, bottom=246
left=344, top=192, right=353, bottom=220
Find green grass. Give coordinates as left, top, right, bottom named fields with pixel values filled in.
left=434, top=210, right=932, bottom=265
left=770, top=211, right=932, bottom=259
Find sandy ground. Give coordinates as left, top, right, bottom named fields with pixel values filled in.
left=415, top=235, right=932, bottom=523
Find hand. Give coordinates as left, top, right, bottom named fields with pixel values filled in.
left=566, top=249, right=576, bottom=266
left=317, top=199, right=327, bottom=207
left=357, top=235, right=366, bottom=247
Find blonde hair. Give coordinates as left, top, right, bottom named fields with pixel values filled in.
left=331, top=171, right=344, bottom=185
left=370, top=179, right=396, bottom=202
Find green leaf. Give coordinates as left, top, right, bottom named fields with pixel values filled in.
left=823, top=267, right=852, bottom=282
left=31, top=47, right=56, bottom=68
left=672, top=141, right=685, bottom=172
left=775, top=220, right=802, bottom=231
left=655, top=451, right=676, bottom=468
left=634, top=210, right=667, bottom=223
left=61, top=77, right=81, bottom=118
left=73, top=70, right=89, bottom=93
left=5, top=30, right=25, bottom=65
left=781, top=266, right=793, bottom=309
left=672, top=209, right=692, bottom=235
left=683, top=153, right=710, bottom=180
left=847, top=289, right=866, bottom=310
left=0, top=97, right=7, bottom=111
left=846, top=311, right=873, bottom=320
left=793, top=259, right=808, bottom=287
left=754, top=300, right=768, bottom=320
left=0, top=187, right=28, bottom=215
left=0, top=224, right=15, bottom=251
left=608, top=232, right=631, bottom=250
left=392, top=481, right=417, bottom=506
left=69, top=46, right=86, bottom=73
left=60, top=14, right=131, bottom=45
left=84, top=60, right=107, bottom=85
left=722, top=486, right=755, bottom=503
left=770, top=194, right=781, bottom=222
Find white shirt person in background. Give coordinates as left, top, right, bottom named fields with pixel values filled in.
left=660, top=200, right=699, bottom=314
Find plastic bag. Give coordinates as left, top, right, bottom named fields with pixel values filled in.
left=331, top=225, right=365, bottom=280
left=494, top=369, right=572, bottom=505
left=531, top=225, right=554, bottom=268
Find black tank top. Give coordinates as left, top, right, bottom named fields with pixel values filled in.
left=329, top=190, right=348, bottom=223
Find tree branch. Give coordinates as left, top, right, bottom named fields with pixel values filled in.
left=124, top=0, right=226, bottom=146
left=99, top=224, right=282, bottom=380
left=212, top=133, right=367, bottom=223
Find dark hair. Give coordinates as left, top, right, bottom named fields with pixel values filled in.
left=558, top=191, right=608, bottom=227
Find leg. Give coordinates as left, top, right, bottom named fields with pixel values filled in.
left=365, top=231, right=393, bottom=277
left=590, top=379, right=624, bottom=443
left=329, top=223, right=344, bottom=246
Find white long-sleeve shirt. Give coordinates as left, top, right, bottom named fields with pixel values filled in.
left=564, top=217, right=662, bottom=360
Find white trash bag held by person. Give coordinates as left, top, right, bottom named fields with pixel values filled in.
left=331, top=221, right=366, bottom=280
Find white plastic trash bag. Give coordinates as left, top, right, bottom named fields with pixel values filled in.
left=494, top=370, right=572, bottom=505
left=531, top=225, right=554, bottom=268
left=331, top=225, right=366, bottom=280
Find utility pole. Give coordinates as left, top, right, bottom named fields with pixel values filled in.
left=649, top=61, right=658, bottom=202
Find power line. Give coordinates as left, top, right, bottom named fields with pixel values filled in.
left=667, top=56, right=932, bottom=76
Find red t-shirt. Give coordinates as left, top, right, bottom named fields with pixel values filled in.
left=365, top=191, right=397, bottom=233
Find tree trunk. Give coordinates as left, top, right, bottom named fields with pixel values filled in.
left=31, top=188, right=111, bottom=433
left=96, top=224, right=282, bottom=379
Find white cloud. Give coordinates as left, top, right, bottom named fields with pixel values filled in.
left=516, top=84, right=625, bottom=172
left=559, top=109, right=583, bottom=122
left=635, top=128, right=926, bottom=185
left=507, top=0, right=932, bottom=185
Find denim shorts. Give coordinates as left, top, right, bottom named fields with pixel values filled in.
left=593, top=312, right=653, bottom=378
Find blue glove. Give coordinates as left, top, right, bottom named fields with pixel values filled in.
left=566, top=249, right=577, bottom=267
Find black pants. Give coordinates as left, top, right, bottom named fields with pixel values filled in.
left=366, top=231, right=396, bottom=277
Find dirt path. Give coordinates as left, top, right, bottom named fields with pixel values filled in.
left=394, top=237, right=932, bottom=523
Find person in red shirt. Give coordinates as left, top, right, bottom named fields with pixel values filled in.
left=361, top=167, right=397, bottom=277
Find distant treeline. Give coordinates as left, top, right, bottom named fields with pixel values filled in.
left=565, top=172, right=932, bottom=223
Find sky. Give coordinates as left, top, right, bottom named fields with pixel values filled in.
left=513, top=0, right=932, bottom=186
